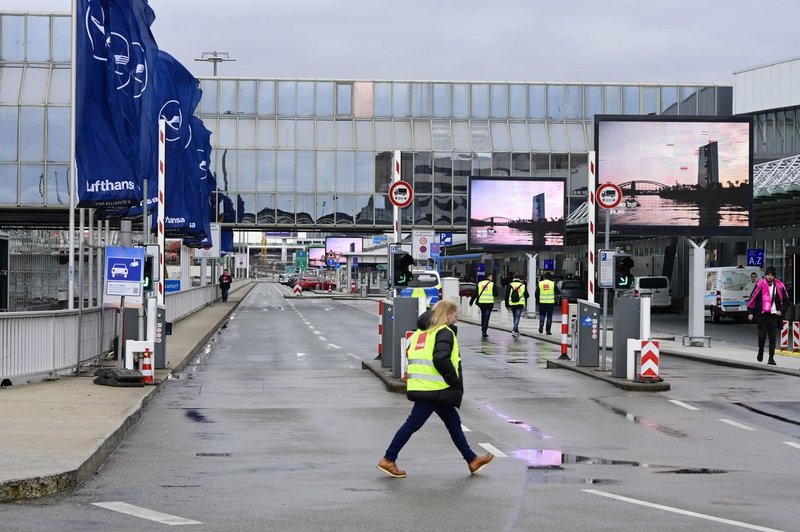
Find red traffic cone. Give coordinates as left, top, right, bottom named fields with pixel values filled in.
left=141, top=348, right=154, bottom=384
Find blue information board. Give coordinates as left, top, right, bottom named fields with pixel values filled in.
left=104, top=246, right=145, bottom=306
left=746, top=249, right=765, bottom=267
left=439, top=232, right=453, bottom=246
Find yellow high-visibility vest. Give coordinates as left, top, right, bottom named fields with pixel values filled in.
left=406, top=325, right=460, bottom=393
left=538, top=280, right=555, bottom=304
left=477, top=280, right=494, bottom=304
left=509, top=281, right=526, bottom=306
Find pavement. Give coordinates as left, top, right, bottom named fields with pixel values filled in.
left=2, top=286, right=799, bottom=503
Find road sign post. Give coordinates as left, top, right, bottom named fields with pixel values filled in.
left=596, top=181, right=622, bottom=372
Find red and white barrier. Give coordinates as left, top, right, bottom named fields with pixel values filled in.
left=293, top=283, right=302, bottom=297
left=400, top=330, right=414, bottom=381
left=794, top=321, right=800, bottom=352
left=559, top=299, right=570, bottom=360
left=640, top=341, right=660, bottom=379
left=780, top=320, right=789, bottom=350
left=377, top=300, right=384, bottom=359
left=140, top=347, right=154, bottom=385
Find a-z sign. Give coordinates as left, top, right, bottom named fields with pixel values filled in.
left=746, top=249, right=765, bottom=267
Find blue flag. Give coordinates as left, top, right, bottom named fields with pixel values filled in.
left=76, top=0, right=159, bottom=208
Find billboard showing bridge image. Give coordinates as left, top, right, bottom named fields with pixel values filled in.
left=468, top=177, right=566, bottom=250
left=595, top=115, right=753, bottom=237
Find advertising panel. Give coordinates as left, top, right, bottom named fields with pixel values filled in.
left=594, top=115, right=753, bottom=237
left=325, top=236, right=363, bottom=263
left=308, top=247, right=325, bottom=268
left=468, top=177, right=566, bottom=250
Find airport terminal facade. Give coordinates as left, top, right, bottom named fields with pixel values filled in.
left=2, top=12, right=800, bottom=308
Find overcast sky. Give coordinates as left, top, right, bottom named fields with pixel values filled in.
left=17, top=0, right=800, bottom=84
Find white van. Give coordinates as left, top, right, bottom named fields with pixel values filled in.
left=634, top=276, right=672, bottom=309
left=704, top=266, right=760, bottom=322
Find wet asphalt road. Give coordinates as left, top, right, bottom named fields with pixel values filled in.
left=4, top=282, right=800, bottom=531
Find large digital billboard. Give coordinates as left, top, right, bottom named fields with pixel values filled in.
left=308, top=247, right=325, bottom=268
left=468, top=177, right=566, bottom=250
left=325, top=236, right=363, bottom=263
left=594, top=115, right=753, bottom=237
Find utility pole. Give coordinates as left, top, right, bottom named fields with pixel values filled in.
left=194, top=51, right=236, bottom=76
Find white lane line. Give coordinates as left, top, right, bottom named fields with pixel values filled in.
left=93, top=502, right=202, bottom=526
left=312, top=330, right=321, bottom=335
left=461, top=424, right=471, bottom=432
left=668, top=399, right=700, bottom=411
left=719, top=418, right=756, bottom=431
left=478, top=443, right=507, bottom=457
left=297, top=353, right=306, bottom=357
left=347, top=353, right=359, bottom=360
left=319, top=337, right=327, bottom=341
left=784, top=441, right=800, bottom=450
left=328, top=343, right=341, bottom=349
left=583, top=489, right=785, bottom=531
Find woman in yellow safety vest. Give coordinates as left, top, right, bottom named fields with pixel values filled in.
left=377, top=300, right=494, bottom=478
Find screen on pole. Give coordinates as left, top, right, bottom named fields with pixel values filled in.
left=594, top=115, right=754, bottom=237
left=308, top=247, right=325, bottom=268
left=325, top=236, right=363, bottom=263
left=467, top=177, right=566, bottom=250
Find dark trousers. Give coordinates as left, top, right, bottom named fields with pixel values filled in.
left=479, top=305, right=493, bottom=335
left=220, top=286, right=230, bottom=302
left=539, top=303, right=554, bottom=332
left=756, top=313, right=779, bottom=359
left=384, top=399, right=476, bottom=464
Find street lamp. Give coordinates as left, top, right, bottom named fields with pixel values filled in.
left=194, top=51, right=236, bottom=76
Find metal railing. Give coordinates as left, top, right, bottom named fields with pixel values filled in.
left=0, top=279, right=251, bottom=383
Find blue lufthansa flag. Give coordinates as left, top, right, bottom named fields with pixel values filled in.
left=76, top=0, right=159, bottom=208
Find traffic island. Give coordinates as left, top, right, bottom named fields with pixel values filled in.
left=361, top=359, right=406, bottom=393
left=546, top=358, right=670, bottom=391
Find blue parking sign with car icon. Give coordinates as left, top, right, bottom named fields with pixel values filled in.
left=104, top=246, right=145, bottom=303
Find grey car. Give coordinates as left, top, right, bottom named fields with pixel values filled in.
left=556, top=279, right=587, bottom=304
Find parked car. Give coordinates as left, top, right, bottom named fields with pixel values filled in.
left=459, top=282, right=477, bottom=298
left=556, top=279, right=587, bottom=304
left=634, top=276, right=672, bottom=310
left=298, top=275, right=336, bottom=291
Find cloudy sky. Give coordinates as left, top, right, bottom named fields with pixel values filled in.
left=18, top=0, right=800, bottom=83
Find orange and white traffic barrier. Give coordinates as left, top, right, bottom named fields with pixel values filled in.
left=780, top=320, right=789, bottom=350
left=293, top=283, right=302, bottom=297
left=400, top=330, right=414, bottom=381
left=559, top=299, right=570, bottom=360
left=639, top=340, right=660, bottom=380
left=140, top=347, right=154, bottom=384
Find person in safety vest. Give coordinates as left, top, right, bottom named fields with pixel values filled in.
left=535, top=272, right=560, bottom=335
left=377, top=300, right=494, bottom=478
left=470, top=273, right=498, bottom=338
left=504, top=273, right=529, bottom=338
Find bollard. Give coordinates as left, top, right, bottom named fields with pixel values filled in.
left=639, top=341, right=660, bottom=381
left=293, top=283, right=302, bottom=297
left=794, top=321, right=800, bottom=352
left=559, top=299, right=570, bottom=360
left=780, top=320, right=789, bottom=350
left=377, top=300, right=383, bottom=359
left=400, top=330, right=414, bottom=381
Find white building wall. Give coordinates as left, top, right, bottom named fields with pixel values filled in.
left=734, top=57, right=800, bottom=114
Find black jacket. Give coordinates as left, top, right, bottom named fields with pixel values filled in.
left=406, top=317, right=464, bottom=408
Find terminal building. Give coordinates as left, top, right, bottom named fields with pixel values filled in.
left=2, top=11, right=800, bottom=310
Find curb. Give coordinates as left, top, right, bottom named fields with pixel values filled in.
left=361, top=360, right=406, bottom=393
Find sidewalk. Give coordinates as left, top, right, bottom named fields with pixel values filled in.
left=0, top=284, right=255, bottom=503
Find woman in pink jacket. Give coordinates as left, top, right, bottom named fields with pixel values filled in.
left=746, top=267, right=790, bottom=365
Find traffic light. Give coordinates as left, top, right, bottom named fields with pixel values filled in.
left=614, top=254, right=635, bottom=290
left=391, top=251, right=414, bottom=288
left=142, top=255, right=154, bottom=291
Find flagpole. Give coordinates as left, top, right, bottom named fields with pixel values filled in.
left=68, top=0, right=78, bottom=310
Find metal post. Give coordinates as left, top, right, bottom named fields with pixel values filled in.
left=75, top=208, right=85, bottom=375
left=87, top=209, right=93, bottom=307
left=587, top=151, right=597, bottom=304
left=525, top=253, right=538, bottom=318
left=687, top=238, right=708, bottom=338
left=601, top=206, right=611, bottom=372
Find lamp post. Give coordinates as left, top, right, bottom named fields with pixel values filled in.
left=194, top=51, right=236, bottom=76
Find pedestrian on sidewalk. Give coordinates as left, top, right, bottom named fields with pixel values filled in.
left=504, top=273, right=529, bottom=338
left=747, top=266, right=790, bottom=365
left=218, top=269, right=232, bottom=302
left=535, top=272, right=559, bottom=335
left=470, top=274, right=498, bottom=338
left=377, top=300, right=494, bottom=478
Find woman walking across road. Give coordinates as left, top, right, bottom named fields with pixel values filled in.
left=377, top=300, right=494, bottom=478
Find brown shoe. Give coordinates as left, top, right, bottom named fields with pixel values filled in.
left=377, top=458, right=406, bottom=478
left=468, top=453, right=494, bottom=475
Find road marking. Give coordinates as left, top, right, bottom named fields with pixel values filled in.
left=784, top=441, right=800, bottom=450
left=461, top=424, right=471, bottom=432
left=319, top=337, right=327, bottom=341
left=668, top=399, right=700, bottom=411
left=328, top=343, right=341, bottom=349
left=92, top=502, right=202, bottom=526
left=297, top=353, right=306, bottom=357
left=719, top=418, right=756, bottom=431
left=583, top=489, right=785, bottom=531
left=347, top=353, right=359, bottom=360
left=312, top=330, right=321, bottom=335
left=478, top=443, right=507, bottom=457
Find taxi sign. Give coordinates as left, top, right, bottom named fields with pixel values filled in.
left=389, top=180, right=413, bottom=208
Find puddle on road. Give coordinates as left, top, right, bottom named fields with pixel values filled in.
left=184, top=409, right=213, bottom=423
left=591, top=398, right=688, bottom=438
left=483, top=404, right=553, bottom=440
left=195, top=452, right=232, bottom=457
